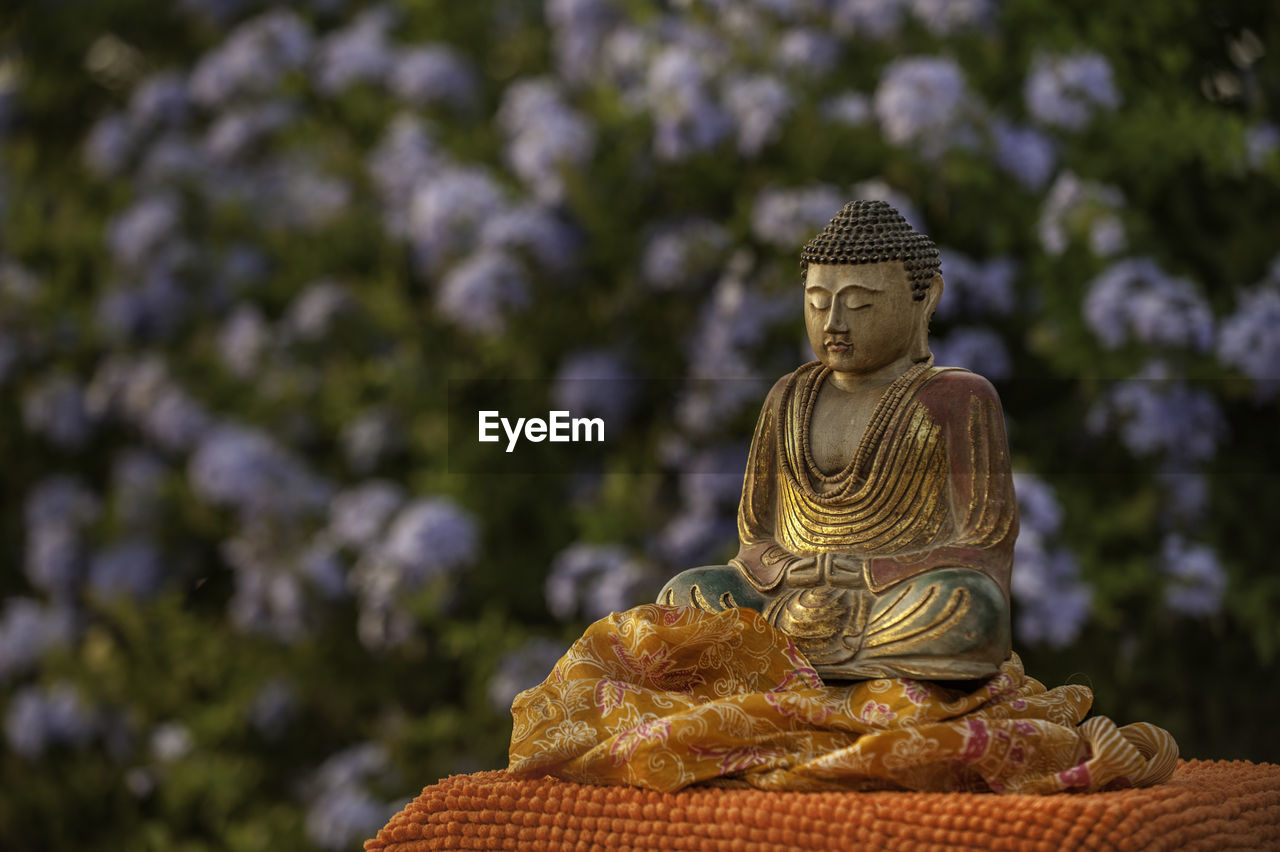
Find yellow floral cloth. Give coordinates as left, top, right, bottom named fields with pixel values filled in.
left=508, top=605, right=1178, bottom=794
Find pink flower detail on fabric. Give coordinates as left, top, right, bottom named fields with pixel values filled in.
left=1010, top=698, right=1028, bottom=710
left=779, top=639, right=823, bottom=687
left=688, top=742, right=787, bottom=775
left=1014, top=720, right=1036, bottom=736
left=609, top=718, right=671, bottom=766
left=655, top=605, right=686, bottom=626
left=901, top=679, right=932, bottom=706
left=984, top=672, right=1015, bottom=699
left=765, top=690, right=834, bottom=725
left=1057, top=762, right=1092, bottom=790
left=608, top=634, right=705, bottom=692
left=594, top=678, right=643, bottom=714
left=859, top=700, right=896, bottom=726
left=959, top=717, right=990, bottom=762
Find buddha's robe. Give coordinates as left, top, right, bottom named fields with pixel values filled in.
left=660, top=360, right=1017, bottom=680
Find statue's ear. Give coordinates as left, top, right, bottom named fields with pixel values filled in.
left=912, top=275, right=943, bottom=362
left=924, top=274, right=943, bottom=317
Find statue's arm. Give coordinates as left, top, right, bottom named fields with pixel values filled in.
left=729, top=373, right=803, bottom=592
left=865, top=371, right=1018, bottom=595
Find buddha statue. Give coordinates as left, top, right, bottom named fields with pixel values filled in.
left=659, top=199, right=1016, bottom=682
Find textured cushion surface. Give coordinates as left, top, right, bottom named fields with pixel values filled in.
left=365, top=759, right=1280, bottom=851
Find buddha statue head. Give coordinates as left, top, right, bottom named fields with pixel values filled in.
left=800, top=200, right=943, bottom=378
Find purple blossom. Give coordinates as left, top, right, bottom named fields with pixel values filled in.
left=341, top=410, right=403, bottom=474
left=86, top=355, right=211, bottom=449
left=223, top=532, right=308, bottom=642
left=436, top=250, right=531, bottom=336
left=408, top=166, right=506, bottom=273
left=1161, top=535, right=1226, bottom=617
left=678, top=257, right=788, bottom=432
left=367, top=114, right=441, bottom=239
left=1246, top=123, right=1278, bottom=169
left=546, top=0, right=620, bottom=84
left=930, top=327, right=1011, bottom=380
left=137, top=133, right=207, bottom=186
left=313, top=8, right=394, bottom=94
left=204, top=102, right=295, bottom=162
left=775, top=28, right=839, bottom=76
left=107, top=194, right=181, bottom=269
left=830, top=0, right=907, bottom=39
left=218, top=304, right=271, bottom=378
left=390, top=46, right=478, bottom=110
left=88, top=538, right=164, bottom=600
left=84, top=114, right=134, bottom=177
left=96, top=267, right=189, bottom=343
left=22, top=373, right=93, bottom=449
left=299, top=538, right=347, bottom=601
left=267, top=164, right=352, bottom=230
left=0, top=598, right=75, bottom=681
left=908, top=0, right=993, bottom=34
left=599, top=26, right=651, bottom=105
left=545, top=542, right=652, bottom=621
left=480, top=204, right=580, bottom=272
left=654, top=510, right=736, bottom=568
left=874, top=57, right=972, bottom=158
left=499, top=78, right=595, bottom=203
left=990, top=119, right=1057, bottom=190
left=141, top=384, right=214, bottom=452
left=1088, top=362, right=1226, bottom=464
left=820, top=92, right=870, bottom=127
left=552, top=349, right=636, bottom=423
left=641, top=217, right=730, bottom=290
left=680, top=445, right=748, bottom=512
left=127, top=72, right=190, bottom=132
left=1155, top=470, right=1210, bottom=527
left=750, top=184, right=844, bottom=248
left=306, top=744, right=397, bottom=852
left=644, top=46, right=731, bottom=160
left=284, top=280, right=353, bottom=341
left=723, top=74, right=792, bottom=157
left=1012, top=472, right=1064, bottom=537
left=488, top=638, right=566, bottom=712
left=189, top=10, right=313, bottom=108
left=189, top=424, right=331, bottom=519
left=1038, top=172, right=1126, bottom=257
left=1011, top=533, right=1091, bottom=648
left=1084, top=258, right=1213, bottom=351
left=935, top=251, right=1017, bottom=319
left=1025, top=52, right=1121, bottom=131
left=5, top=682, right=96, bottom=759
left=1217, top=281, right=1280, bottom=400
left=381, top=498, right=479, bottom=582
left=328, top=481, right=406, bottom=550
left=25, top=470, right=99, bottom=532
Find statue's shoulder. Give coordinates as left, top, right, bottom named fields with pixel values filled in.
left=763, top=362, right=821, bottom=405
left=916, top=366, right=1004, bottom=411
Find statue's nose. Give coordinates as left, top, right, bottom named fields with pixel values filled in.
left=823, top=302, right=847, bottom=332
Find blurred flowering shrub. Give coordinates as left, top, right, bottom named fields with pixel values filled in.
left=2, top=0, right=1279, bottom=847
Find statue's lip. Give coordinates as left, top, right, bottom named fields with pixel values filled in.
left=825, top=340, right=851, bottom=352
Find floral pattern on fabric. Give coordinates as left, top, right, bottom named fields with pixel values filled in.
left=508, top=605, right=1178, bottom=794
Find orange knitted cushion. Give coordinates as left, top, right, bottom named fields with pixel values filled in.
left=365, top=760, right=1280, bottom=851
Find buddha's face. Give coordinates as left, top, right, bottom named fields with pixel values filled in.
left=804, top=262, right=935, bottom=377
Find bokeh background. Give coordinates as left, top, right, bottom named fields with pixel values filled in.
left=3, top=0, right=1279, bottom=848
